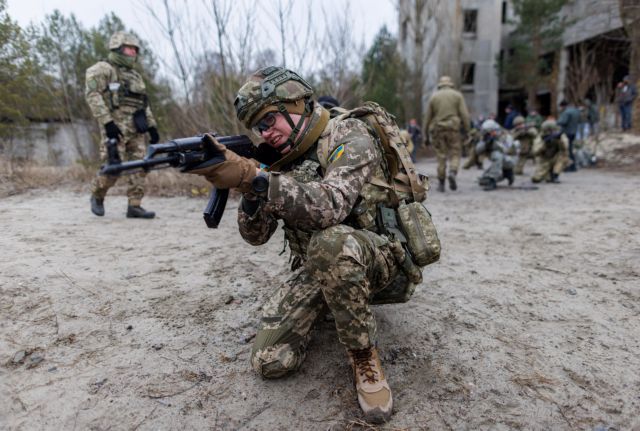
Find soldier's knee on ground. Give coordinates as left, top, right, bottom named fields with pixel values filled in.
left=250, top=328, right=308, bottom=379
left=250, top=344, right=301, bottom=379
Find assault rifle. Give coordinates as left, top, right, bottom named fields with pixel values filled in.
left=100, top=134, right=281, bottom=228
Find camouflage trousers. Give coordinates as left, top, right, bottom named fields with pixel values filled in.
left=514, top=151, right=535, bottom=175
left=432, top=128, right=462, bottom=180
left=531, top=154, right=567, bottom=183
left=91, top=133, right=147, bottom=206
left=480, top=150, right=515, bottom=182
left=251, top=225, right=400, bottom=379
left=463, top=144, right=485, bottom=169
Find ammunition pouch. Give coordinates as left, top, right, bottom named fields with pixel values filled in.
left=397, top=202, right=441, bottom=267
left=376, top=201, right=440, bottom=269
left=132, top=109, right=149, bottom=133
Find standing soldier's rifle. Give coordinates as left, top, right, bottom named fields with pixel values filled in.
left=100, top=134, right=281, bottom=228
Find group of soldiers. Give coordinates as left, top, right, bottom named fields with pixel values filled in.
left=420, top=76, right=571, bottom=192
left=83, top=30, right=585, bottom=425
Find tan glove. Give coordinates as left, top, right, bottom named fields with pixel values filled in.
left=185, top=134, right=258, bottom=193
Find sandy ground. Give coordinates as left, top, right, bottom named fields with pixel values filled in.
left=1, top=159, right=639, bottom=431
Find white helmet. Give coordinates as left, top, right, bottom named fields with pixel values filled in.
left=481, top=119, right=501, bottom=132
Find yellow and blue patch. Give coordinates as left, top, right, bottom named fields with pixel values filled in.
left=328, top=144, right=345, bottom=163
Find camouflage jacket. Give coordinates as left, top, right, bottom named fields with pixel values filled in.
left=511, top=126, right=539, bottom=154
left=533, top=133, right=569, bottom=160
left=238, top=105, right=393, bottom=265
left=85, top=58, right=156, bottom=138
left=424, top=87, right=470, bottom=133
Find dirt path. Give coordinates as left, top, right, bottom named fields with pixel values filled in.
left=1, top=160, right=639, bottom=430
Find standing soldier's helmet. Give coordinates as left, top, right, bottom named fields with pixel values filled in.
left=234, top=66, right=314, bottom=129
left=108, top=31, right=141, bottom=53
left=437, top=76, right=454, bottom=88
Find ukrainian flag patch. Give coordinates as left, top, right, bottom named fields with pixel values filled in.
left=328, top=144, right=345, bottom=163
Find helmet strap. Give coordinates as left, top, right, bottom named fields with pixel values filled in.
left=274, top=101, right=311, bottom=153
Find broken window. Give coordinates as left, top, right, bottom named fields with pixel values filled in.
left=463, top=9, right=478, bottom=36
left=462, top=63, right=475, bottom=86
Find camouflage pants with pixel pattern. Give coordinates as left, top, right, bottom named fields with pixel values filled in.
left=251, top=225, right=399, bottom=379
left=91, top=133, right=147, bottom=205
left=432, top=128, right=462, bottom=180
left=531, top=154, right=567, bottom=182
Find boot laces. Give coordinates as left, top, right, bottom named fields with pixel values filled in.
left=352, top=349, right=378, bottom=384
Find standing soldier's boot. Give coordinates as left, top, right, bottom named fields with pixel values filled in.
left=447, top=171, right=457, bottom=191
left=437, top=178, right=445, bottom=192
left=90, top=195, right=105, bottom=216
left=127, top=205, right=156, bottom=219
left=347, top=347, right=393, bottom=423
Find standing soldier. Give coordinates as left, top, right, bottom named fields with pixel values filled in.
left=85, top=31, right=159, bottom=218
left=425, top=76, right=470, bottom=192
left=531, top=120, right=569, bottom=183
left=511, top=116, right=539, bottom=175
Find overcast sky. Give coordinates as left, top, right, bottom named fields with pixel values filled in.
left=7, top=0, right=399, bottom=54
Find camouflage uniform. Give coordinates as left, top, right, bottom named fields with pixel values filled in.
left=462, top=127, right=484, bottom=169
left=511, top=117, right=539, bottom=175
left=476, top=120, right=515, bottom=189
left=85, top=32, right=157, bottom=206
left=424, top=76, right=470, bottom=186
left=244, top=104, right=412, bottom=377
left=531, top=121, right=569, bottom=183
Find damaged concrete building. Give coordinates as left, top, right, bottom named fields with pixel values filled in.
left=398, top=0, right=631, bottom=126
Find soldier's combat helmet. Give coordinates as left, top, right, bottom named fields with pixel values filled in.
left=234, top=66, right=314, bottom=129
left=108, top=31, right=140, bottom=52
left=540, top=119, right=559, bottom=134
left=513, top=115, right=525, bottom=127
left=437, top=76, right=454, bottom=88
left=481, top=119, right=501, bottom=132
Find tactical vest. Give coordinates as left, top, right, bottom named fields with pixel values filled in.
left=543, top=135, right=561, bottom=159
left=103, top=61, right=149, bottom=113
left=281, top=105, right=436, bottom=268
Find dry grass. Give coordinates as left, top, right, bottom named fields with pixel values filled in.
left=0, top=158, right=216, bottom=199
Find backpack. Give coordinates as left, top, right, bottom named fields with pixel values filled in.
left=320, top=102, right=440, bottom=268
left=319, top=101, right=428, bottom=204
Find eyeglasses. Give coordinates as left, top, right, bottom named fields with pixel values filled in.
left=252, top=112, right=277, bottom=135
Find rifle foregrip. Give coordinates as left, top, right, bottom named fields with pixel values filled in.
left=203, top=187, right=229, bottom=229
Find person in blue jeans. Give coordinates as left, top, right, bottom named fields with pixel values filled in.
left=616, top=76, right=637, bottom=131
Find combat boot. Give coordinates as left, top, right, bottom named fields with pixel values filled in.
left=482, top=178, right=497, bottom=191
left=126, top=205, right=155, bottom=219
left=503, top=168, right=514, bottom=186
left=347, top=347, right=393, bottom=424
left=90, top=196, right=105, bottom=216
left=447, top=171, right=457, bottom=191
left=550, top=173, right=560, bottom=183
left=437, top=179, right=445, bottom=193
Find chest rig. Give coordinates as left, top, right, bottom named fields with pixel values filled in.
left=104, top=63, right=149, bottom=112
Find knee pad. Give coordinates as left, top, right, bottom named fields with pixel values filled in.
left=251, top=343, right=303, bottom=379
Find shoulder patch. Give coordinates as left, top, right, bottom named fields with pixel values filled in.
left=328, top=144, right=345, bottom=163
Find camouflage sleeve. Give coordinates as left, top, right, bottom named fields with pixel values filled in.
left=237, top=198, right=279, bottom=245
left=458, top=94, right=471, bottom=133
left=265, top=119, right=380, bottom=230
left=84, top=63, right=113, bottom=125
left=532, top=136, right=544, bottom=156
left=145, top=105, right=157, bottom=128
left=424, top=100, right=433, bottom=130
left=560, top=134, right=570, bottom=157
